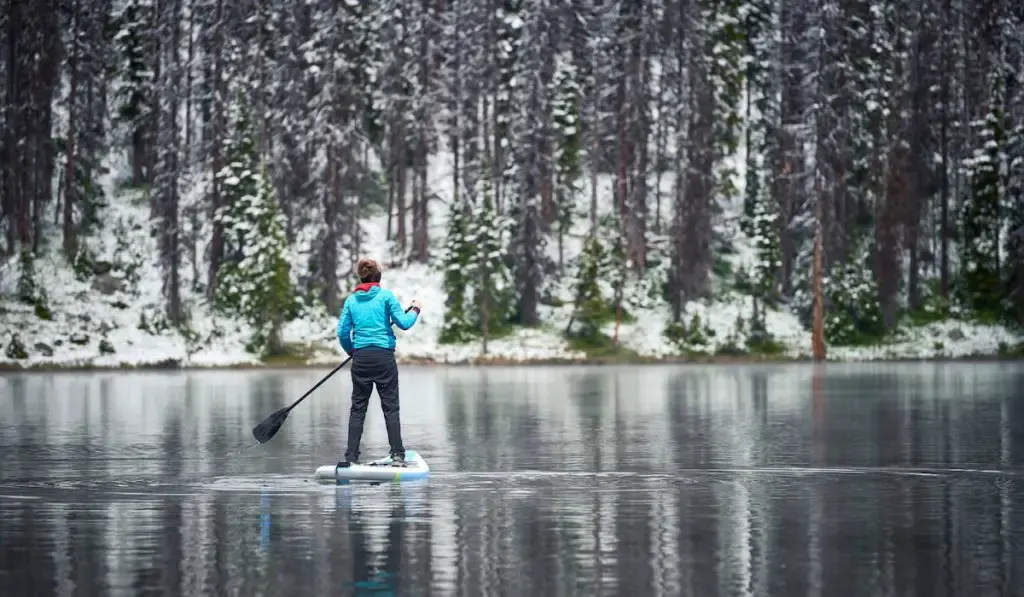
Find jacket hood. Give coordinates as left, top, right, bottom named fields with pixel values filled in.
left=353, top=282, right=381, bottom=301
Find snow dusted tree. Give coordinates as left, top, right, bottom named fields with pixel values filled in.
left=739, top=0, right=776, bottom=238
left=959, top=79, right=1005, bottom=320
left=1007, top=139, right=1024, bottom=325
left=750, top=184, right=782, bottom=310
left=493, top=0, right=527, bottom=211
left=374, top=0, right=418, bottom=254
left=152, top=0, right=185, bottom=324
left=739, top=0, right=783, bottom=325
left=824, top=237, right=885, bottom=345
left=0, top=0, right=61, bottom=258
left=60, top=0, right=114, bottom=261
left=1006, top=2, right=1024, bottom=327
left=669, top=0, right=715, bottom=316
left=469, top=171, right=514, bottom=354
left=407, top=0, right=439, bottom=263
left=707, top=0, right=746, bottom=206
left=113, top=0, right=156, bottom=186
left=505, top=0, right=553, bottom=326
left=439, top=194, right=474, bottom=344
left=614, top=0, right=655, bottom=273
left=551, top=51, right=583, bottom=273
left=213, top=96, right=296, bottom=354
left=567, top=233, right=606, bottom=344
left=439, top=0, right=486, bottom=209
left=1007, top=143, right=1024, bottom=324
left=602, top=213, right=628, bottom=345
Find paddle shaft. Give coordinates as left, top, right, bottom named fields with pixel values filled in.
left=282, top=356, right=351, bottom=415
left=282, top=304, right=417, bottom=414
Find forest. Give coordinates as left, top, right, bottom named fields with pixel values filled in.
left=1, top=0, right=1023, bottom=364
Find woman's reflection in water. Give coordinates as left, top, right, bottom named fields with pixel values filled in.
left=336, top=480, right=429, bottom=596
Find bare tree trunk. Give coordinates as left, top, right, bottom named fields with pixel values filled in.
left=877, top=144, right=905, bottom=332
left=207, top=0, right=225, bottom=299
left=63, top=0, right=82, bottom=258
left=939, top=0, right=951, bottom=298
left=590, top=135, right=599, bottom=235
left=321, top=144, right=340, bottom=312
left=386, top=164, right=394, bottom=242
left=184, top=0, right=194, bottom=156
left=812, top=185, right=826, bottom=361
left=396, top=134, right=408, bottom=255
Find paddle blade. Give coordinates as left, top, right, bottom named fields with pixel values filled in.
left=252, top=406, right=291, bottom=444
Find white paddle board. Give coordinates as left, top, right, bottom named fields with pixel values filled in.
left=314, top=449, right=430, bottom=483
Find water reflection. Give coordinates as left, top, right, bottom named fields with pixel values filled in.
left=1, top=363, right=1023, bottom=596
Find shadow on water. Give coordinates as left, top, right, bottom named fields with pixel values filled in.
left=2, top=363, right=1024, bottom=596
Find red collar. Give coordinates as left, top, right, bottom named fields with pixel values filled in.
left=354, top=282, right=380, bottom=292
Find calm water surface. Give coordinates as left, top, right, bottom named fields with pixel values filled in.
left=1, top=362, right=1024, bottom=596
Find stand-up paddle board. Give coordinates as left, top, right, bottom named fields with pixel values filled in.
left=314, top=449, right=430, bottom=483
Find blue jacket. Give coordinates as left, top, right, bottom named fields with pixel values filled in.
left=337, top=283, right=419, bottom=354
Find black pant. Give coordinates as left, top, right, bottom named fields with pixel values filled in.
left=345, top=347, right=404, bottom=462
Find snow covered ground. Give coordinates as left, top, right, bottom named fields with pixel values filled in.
left=1, top=150, right=1022, bottom=369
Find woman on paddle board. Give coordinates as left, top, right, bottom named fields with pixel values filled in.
left=337, top=258, right=421, bottom=466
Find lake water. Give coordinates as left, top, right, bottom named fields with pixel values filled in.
left=1, top=362, right=1023, bottom=596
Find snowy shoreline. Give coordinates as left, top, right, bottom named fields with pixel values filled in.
left=2, top=350, right=1021, bottom=372
left=4, top=151, right=1023, bottom=374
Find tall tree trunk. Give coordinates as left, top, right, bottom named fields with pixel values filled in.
left=396, top=134, right=408, bottom=255
left=939, top=0, right=953, bottom=298
left=63, top=0, right=82, bottom=258
left=206, top=0, right=225, bottom=299
left=156, top=0, right=184, bottom=324
left=322, top=144, right=340, bottom=312
left=812, top=186, right=826, bottom=361
left=680, top=29, right=714, bottom=302
left=877, top=141, right=906, bottom=332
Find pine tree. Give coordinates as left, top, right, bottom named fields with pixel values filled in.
left=824, top=238, right=885, bottom=345
left=602, top=214, right=628, bottom=346
left=568, top=234, right=607, bottom=343
left=750, top=186, right=782, bottom=309
left=439, top=194, right=474, bottom=344
left=468, top=173, right=514, bottom=354
left=706, top=0, right=746, bottom=202
left=739, top=0, right=775, bottom=237
left=15, top=248, right=51, bottom=320
left=552, top=51, right=583, bottom=273
left=1004, top=120, right=1024, bottom=327
left=213, top=96, right=296, bottom=355
left=113, top=0, right=155, bottom=185
left=959, top=105, right=1004, bottom=320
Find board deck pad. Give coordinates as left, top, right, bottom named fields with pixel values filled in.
left=314, top=449, right=429, bottom=483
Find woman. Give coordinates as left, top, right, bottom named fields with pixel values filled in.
left=336, top=258, right=422, bottom=466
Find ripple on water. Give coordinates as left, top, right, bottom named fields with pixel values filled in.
left=1, top=463, right=1020, bottom=505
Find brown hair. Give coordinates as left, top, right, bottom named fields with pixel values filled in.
left=357, top=258, right=382, bottom=283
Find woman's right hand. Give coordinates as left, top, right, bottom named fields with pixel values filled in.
left=410, top=299, right=423, bottom=311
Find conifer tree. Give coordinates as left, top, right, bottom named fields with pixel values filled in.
left=213, top=95, right=296, bottom=354
left=1005, top=121, right=1024, bottom=327
left=603, top=214, right=628, bottom=346
left=468, top=172, right=513, bottom=353
left=439, top=193, right=474, bottom=344
left=959, top=102, right=1004, bottom=321
left=569, top=234, right=607, bottom=343
left=739, top=0, right=775, bottom=237
left=824, top=238, right=884, bottom=345
left=552, top=52, right=583, bottom=272
left=706, top=0, right=746, bottom=201
left=750, top=186, right=781, bottom=310
left=113, top=0, right=155, bottom=185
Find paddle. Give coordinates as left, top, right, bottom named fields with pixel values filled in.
left=251, top=305, right=416, bottom=445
